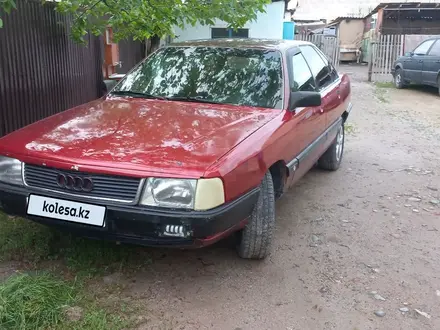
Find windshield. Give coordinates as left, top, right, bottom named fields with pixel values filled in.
left=113, top=46, right=284, bottom=109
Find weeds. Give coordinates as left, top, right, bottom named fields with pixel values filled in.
left=0, top=212, right=150, bottom=277
left=0, top=215, right=54, bottom=263
left=0, top=212, right=138, bottom=329
left=374, top=81, right=394, bottom=89
left=0, top=272, right=130, bottom=330
left=374, top=86, right=389, bottom=103
left=0, top=272, right=75, bottom=329
left=345, top=122, right=356, bottom=135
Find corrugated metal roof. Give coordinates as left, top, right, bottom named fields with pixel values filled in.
left=367, top=1, right=440, bottom=16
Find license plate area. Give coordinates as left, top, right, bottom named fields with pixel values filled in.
left=27, top=195, right=106, bottom=227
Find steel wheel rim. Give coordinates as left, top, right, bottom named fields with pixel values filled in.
left=335, top=125, right=344, bottom=162
left=395, top=73, right=401, bottom=86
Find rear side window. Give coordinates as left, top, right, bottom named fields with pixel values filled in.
left=290, top=53, right=316, bottom=92
left=428, top=40, right=440, bottom=56
left=300, top=45, right=335, bottom=90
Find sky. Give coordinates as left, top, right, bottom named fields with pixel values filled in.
left=293, top=0, right=440, bottom=21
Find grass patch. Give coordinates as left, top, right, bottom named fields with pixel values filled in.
left=0, top=212, right=151, bottom=277
left=0, top=272, right=130, bottom=330
left=60, top=307, right=130, bottom=330
left=0, top=213, right=144, bottom=329
left=374, top=81, right=394, bottom=88
left=0, top=272, right=75, bottom=329
left=0, top=214, right=53, bottom=263
left=345, top=122, right=356, bottom=135
left=374, top=86, right=389, bottom=103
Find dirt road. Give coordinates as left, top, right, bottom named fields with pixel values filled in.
left=109, top=65, right=440, bottom=330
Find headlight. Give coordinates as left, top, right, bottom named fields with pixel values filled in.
left=0, top=156, right=23, bottom=186
left=140, top=178, right=225, bottom=211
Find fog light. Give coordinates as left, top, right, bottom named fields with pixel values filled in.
left=160, top=225, right=191, bottom=238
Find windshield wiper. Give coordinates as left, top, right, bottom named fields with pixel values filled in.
left=165, top=96, right=224, bottom=105
left=111, top=90, right=167, bottom=100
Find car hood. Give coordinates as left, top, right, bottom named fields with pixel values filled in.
left=0, top=97, right=279, bottom=177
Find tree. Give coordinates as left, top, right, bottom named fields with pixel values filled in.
left=0, top=0, right=271, bottom=44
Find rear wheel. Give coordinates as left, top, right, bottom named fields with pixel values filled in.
left=318, top=122, right=345, bottom=171
left=236, top=171, right=275, bottom=260
left=394, top=68, right=407, bottom=89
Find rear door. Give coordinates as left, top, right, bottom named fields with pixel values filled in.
left=406, top=39, right=436, bottom=83
left=422, top=39, right=440, bottom=86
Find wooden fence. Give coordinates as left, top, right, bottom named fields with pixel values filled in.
left=368, top=35, right=404, bottom=82
left=0, top=0, right=144, bottom=137
left=295, top=34, right=340, bottom=68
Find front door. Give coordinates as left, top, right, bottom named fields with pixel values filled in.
left=422, top=39, right=440, bottom=86
left=284, top=49, right=326, bottom=187
left=406, top=39, right=436, bottom=83
left=405, top=56, right=424, bottom=83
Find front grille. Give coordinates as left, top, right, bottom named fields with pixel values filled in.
left=24, top=164, right=142, bottom=203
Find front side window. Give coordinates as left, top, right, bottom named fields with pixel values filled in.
left=114, top=47, right=283, bottom=109
left=428, top=40, right=440, bottom=56
left=300, top=45, right=334, bottom=90
left=414, top=40, right=435, bottom=55
left=290, top=53, right=316, bottom=92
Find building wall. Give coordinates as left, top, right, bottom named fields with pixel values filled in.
left=339, top=19, right=365, bottom=50
left=173, top=2, right=286, bottom=41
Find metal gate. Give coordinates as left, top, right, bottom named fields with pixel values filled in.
left=368, top=35, right=404, bottom=82
left=295, top=34, right=340, bottom=67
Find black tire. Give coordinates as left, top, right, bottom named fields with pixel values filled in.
left=237, top=171, right=275, bottom=260
left=394, top=68, right=407, bottom=89
left=437, top=76, right=440, bottom=96
left=318, top=121, right=345, bottom=171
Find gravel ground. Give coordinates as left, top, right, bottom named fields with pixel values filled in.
left=119, top=65, right=440, bottom=330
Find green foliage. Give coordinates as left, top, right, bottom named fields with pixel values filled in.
left=374, top=81, right=394, bottom=89
left=0, top=214, right=54, bottom=263
left=1, top=0, right=271, bottom=43
left=0, top=272, right=76, bottom=329
left=0, top=272, right=130, bottom=330
left=0, top=212, right=151, bottom=277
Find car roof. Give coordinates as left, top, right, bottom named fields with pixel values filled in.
left=168, top=38, right=312, bottom=52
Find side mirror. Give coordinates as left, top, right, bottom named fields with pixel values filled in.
left=289, top=91, right=322, bottom=111
left=405, top=51, right=414, bottom=57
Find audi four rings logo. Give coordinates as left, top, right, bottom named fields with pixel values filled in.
left=56, top=174, right=94, bottom=192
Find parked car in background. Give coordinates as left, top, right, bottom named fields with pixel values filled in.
left=392, top=36, right=440, bottom=95
left=0, top=39, right=352, bottom=259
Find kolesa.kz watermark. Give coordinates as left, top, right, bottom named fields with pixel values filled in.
left=42, top=200, right=90, bottom=219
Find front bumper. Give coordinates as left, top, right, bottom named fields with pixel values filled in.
left=0, top=183, right=259, bottom=248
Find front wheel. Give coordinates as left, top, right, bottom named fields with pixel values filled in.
left=437, top=76, right=440, bottom=96
left=236, top=171, right=275, bottom=260
left=318, top=122, right=345, bottom=171
left=394, top=68, right=407, bottom=89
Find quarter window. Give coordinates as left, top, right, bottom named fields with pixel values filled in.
left=290, top=53, right=316, bottom=92
left=413, top=39, right=435, bottom=55
left=300, top=45, right=334, bottom=90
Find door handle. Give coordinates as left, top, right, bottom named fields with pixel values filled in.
left=336, top=89, right=341, bottom=95
left=418, top=60, right=423, bottom=63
